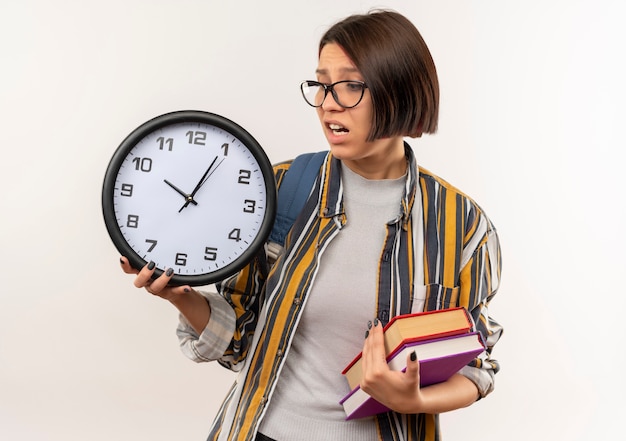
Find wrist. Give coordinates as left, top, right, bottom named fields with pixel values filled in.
left=169, top=288, right=211, bottom=334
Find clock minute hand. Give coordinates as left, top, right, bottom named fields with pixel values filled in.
left=164, top=179, right=197, bottom=205
left=197, top=157, right=225, bottom=189
left=179, top=156, right=219, bottom=212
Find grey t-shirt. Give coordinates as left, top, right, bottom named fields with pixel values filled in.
left=259, top=164, right=406, bottom=441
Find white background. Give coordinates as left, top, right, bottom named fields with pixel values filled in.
left=1, top=0, right=624, bottom=440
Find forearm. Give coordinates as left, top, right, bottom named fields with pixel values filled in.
left=170, top=290, right=211, bottom=334
left=413, top=373, right=479, bottom=414
left=383, top=373, right=479, bottom=415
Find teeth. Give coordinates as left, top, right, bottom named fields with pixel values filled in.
left=329, top=123, right=348, bottom=135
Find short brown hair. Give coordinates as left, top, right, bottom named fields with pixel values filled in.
left=319, top=10, right=439, bottom=141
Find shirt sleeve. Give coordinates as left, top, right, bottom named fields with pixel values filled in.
left=458, top=365, right=495, bottom=398
left=457, top=215, right=503, bottom=398
left=176, top=290, right=237, bottom=363
left=175, top=165, right=289, bottom=367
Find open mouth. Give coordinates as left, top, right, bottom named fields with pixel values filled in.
left=329, top=123, right=349, bottom=136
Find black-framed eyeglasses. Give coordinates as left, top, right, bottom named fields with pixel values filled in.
left=300, top=80, right=368, bottom=109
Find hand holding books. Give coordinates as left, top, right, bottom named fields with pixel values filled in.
left=340, top=308, right=486, bottom=420
left=358, top=318, right=423, bottom=415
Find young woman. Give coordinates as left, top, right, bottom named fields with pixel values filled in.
left=120, top=10, right=503, bottom=441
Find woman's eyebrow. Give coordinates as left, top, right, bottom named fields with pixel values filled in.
left=315, top=67, right=360, bottom=76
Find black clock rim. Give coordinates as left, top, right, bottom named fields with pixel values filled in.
left=101, top=110, right=277, bottom=286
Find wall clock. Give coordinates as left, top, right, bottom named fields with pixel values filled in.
left=102, top=110, right=276, bottom=286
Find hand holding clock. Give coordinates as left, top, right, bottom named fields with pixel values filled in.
left=119, top=256, right=211, bottom=334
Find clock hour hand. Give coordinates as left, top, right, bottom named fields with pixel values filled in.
left=164, top=179, right=197, bottom=205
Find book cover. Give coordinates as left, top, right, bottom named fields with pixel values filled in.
left=342, top=307, right=473, bottom=390
left=340, top=331, right=486, bottom=420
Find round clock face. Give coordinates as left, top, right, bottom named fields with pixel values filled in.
left=102, top=110, right=276, bottom=286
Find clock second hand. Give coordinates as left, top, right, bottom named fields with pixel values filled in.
left=163, top=179, right=197, bottom=205
left=198, top=157, right=225, bottom=189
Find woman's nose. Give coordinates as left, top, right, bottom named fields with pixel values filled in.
left=320, top=90, right=343, bottom=111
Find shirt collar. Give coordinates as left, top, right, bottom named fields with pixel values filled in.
left=317, top=142, right=419, bottom=229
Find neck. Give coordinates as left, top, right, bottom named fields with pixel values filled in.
left=341, top=138, right=407, bottom=180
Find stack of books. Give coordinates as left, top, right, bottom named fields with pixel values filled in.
left=339, top=307, right=486, bottom=420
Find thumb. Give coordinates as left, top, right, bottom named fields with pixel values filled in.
left=405, top=350, right=420, bottom=380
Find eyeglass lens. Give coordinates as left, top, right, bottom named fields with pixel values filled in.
left=301, top=81, right=366, bottom=108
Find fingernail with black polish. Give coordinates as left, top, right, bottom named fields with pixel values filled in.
left=166, top=268, right=174, bottom=277
left=374, top=318, right=379, bottom=327
left=147, top=261, right=156, bottom=270
left=410, top=351, right=417, bottom=362
left=183, top=287, right=190, bottom=293
left=367, top=321, right=372, bottom=329
left=119, top=258, right=124, bottom=265
left=365, top=330, right=369, bottom=339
